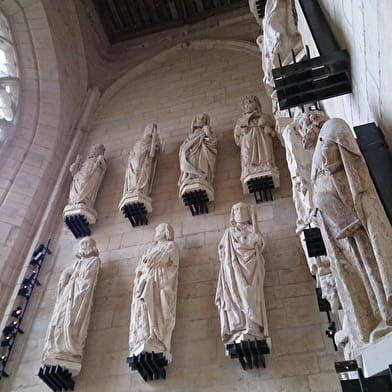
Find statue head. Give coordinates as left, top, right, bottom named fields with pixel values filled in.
left=77, top=236, right=99, bottom=258
left=230, top=202, right=254, bottom=225
left=191, top=113, right=210, bottom=131
left=241, top=95, right=261, bottom=114
left=154, top=223, right=174, bottom=242
left=143, top=123, right=157, bottom=139
left=295, top=109, right=328, bottom=150
left=88, top=143, right=105, bottom=158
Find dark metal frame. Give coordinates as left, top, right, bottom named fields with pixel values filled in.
left=64, top=215, right=91, bottom=238
left=181, top=189, right=209, bottom=216
left=272, top=0, right=351, bottom=110
left=336, top=361, right=392, bottom=392
left=121, top=202, right=148, bottom=227
left=303, top=226, right=327, bottom=258
left=37, top=365, right=75, bottom=392
left=226, top=339, right=270, bottom=370
left=0, top=240, right=51, bottom=380
left=247, top=176, right=275, bottom=203
left=127, top=353, right=168, bottom=382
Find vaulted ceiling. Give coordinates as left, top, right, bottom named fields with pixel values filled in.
left=92, top=0, right=249, bottom=44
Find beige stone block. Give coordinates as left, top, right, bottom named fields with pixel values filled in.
left=279, top=265, right=311, bottom=285
left=274, top=281, right=315, bottom=299
left=272, top=325, right=325, bottom=355
left=182, top=214, right=225, bottom=235
left=179, top=263, right=215, bottom=284
left=308, top=372, right=341, bottom=392
left=285, top=295, right=321, bottom=327
left=177, top=296, right=217, bottom=320
left=171, top=338, right=217, bottom=368
left=243, top=376, right=311, bottom=392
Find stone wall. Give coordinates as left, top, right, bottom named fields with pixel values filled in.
left=3, top=44, right=341, bottom=391
left=0, top=0, right=88, bottom=321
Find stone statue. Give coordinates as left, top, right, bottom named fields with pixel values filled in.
left=234, top=95, right=279, bottom=192
left=280, top=109, right=330, bottom=276
left=129, top=223, right=179, bottom=362
left=312, top=118, right=392, bottom=346
left=119, top=123, right=161, bottom=213
left=281, top=108, right=328, bottom=231
left=216, top=202, right=268, bottom=344
left=63, top=144, right=107, bottom=224
left=178, top=113, right=217, bottom=201
left=41, top=237, right=100, bottom=375
left=258, top=0, right=303, bottom=97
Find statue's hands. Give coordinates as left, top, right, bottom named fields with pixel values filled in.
left=218, top=244, right=225, bottom=261
left=294, top=177, right=307, bottom=195
left=70, top=154, right=82, bottom=176
left=94, top=155, right=105, bottom=170
left=203, top=125, right=211, bottom=137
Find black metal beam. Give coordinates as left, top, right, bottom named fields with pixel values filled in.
left=298, top=0, right=340, bottom=55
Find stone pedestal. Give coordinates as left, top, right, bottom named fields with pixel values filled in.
left=63, top=204, right=97, bottom=225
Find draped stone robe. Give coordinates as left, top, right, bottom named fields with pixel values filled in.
left=312, top=118, right=392, bottom=345
left=178, top=127, right=217, bottom=190
left=129, top=239, right=179, bottom=362
left=123, top=132, right=160, bottom=198
left=234, top=111, right=276, bottom=182
left=69, top=154, right=106, bottom=209
left=216, top=221, right=266, bottom=344
left=42, top=255, right=100, bottom=374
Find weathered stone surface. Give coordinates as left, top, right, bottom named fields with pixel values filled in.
left=41, top=237, right=101, bottom=376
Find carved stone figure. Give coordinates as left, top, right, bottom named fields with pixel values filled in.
left=234, top=95, right=279, bottom=192
left=119, top=124, right=161, bottom=213
left=63, top=144, right=107, bottom=224
left=129, top=223, right=179, bottom=362
left=257, top=0, right=303, bottom=98
left=41, top=237, right=100, bottom=375
left=178, top=113, right=217, bottom=201
left=281, top=108, right=328, bottom=232
left=216, top=202, right=268, bottom=345
left=312, top=118, right=392, bottom=346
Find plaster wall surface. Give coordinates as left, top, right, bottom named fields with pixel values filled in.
left=3, top=44, right=342, bottom=391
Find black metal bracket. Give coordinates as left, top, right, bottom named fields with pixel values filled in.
left=272, top=0, right=351, bottom=110
left=0, top=240, right=51, bottom=380
left=335, top=360, right=359, bottom=374
left=247, top=176, right=274, bottom=203
left=315, top=287, right=331, bottom=313
left=303, top=227, right=327, bottom=257
left=127, top=353, right=168, bottom=382
left=255, top=0, right=267, bottom=18
left=354, top=123, right=392, bottom=225
left=181, top=190, right=209, bottom=216
left=64, top=215, right=90, bottom=238
left=226, top=339, right=270, bottom=370
left=37, top=365, right=75, bottom=391
left=121, top=202, right=148, bottom=227
left=336, top=362, right=392, bottom=392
